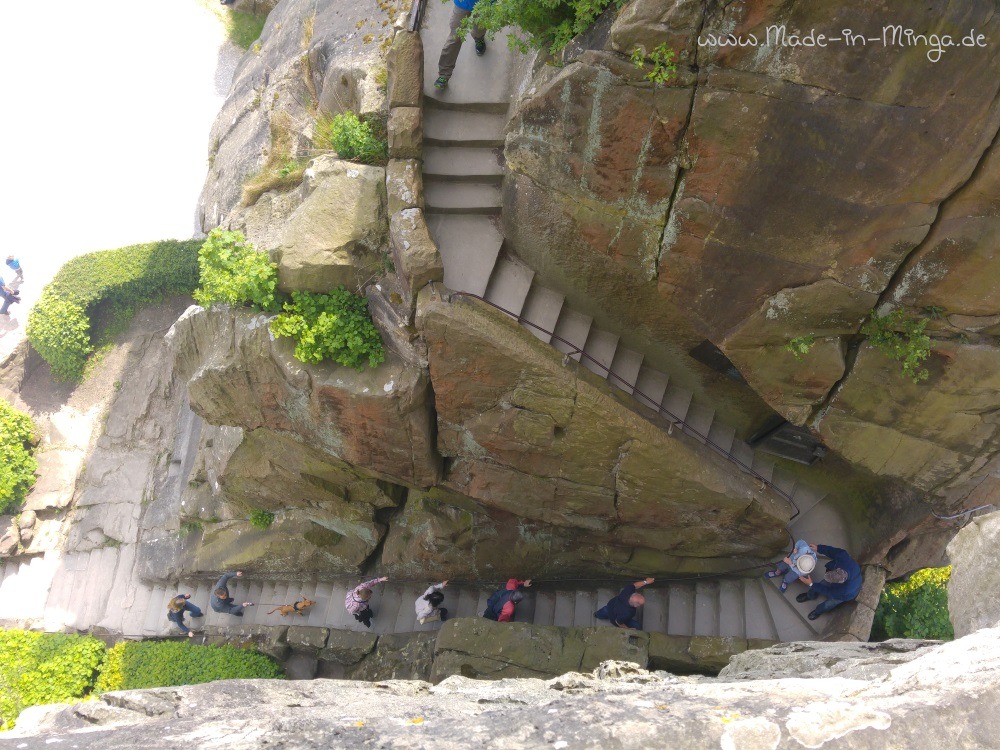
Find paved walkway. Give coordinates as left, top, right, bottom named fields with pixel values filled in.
left=0, top=4, right=849, bottom=649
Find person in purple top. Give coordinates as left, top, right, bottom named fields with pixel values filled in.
left=434, top=0, right=488, bottom=89
left=796, top=544, right=864, bottom=620
left=345, top=576, right=389, bottom=628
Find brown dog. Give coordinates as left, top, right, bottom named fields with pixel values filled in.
left=267, top=598, right=316, bottom=616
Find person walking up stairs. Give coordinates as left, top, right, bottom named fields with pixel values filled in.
left=434, top=0, right=487, bottom=89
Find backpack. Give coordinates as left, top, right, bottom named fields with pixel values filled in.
left=483, top=589, right=515, bottom=621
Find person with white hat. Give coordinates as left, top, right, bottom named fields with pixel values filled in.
left=764, top=538, right=818, bottom=593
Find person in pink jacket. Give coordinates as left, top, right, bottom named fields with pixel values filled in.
left=345, top=576, right=388, bottom=628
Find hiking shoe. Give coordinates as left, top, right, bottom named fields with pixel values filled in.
left=475, top=38, right=486, bottom=56
left=434, top=76, right=449, bottom=89
left=243, top=602, right=254, bottom=607
left=807, top=611, right=821, bottom=621
left=796, top=593, right=811, bottom=604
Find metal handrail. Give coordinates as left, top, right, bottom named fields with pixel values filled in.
left=933, top=504, right=997, bottom=525
left=408, top=0, right=428, bottom=31
left=444, top=288, right=800, bottom=520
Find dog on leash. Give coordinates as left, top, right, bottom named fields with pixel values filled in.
left=267, top=597, right=316, bottom=616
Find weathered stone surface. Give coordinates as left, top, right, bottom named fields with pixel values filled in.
left=0, top=516, right=17, bottom=556
left=16, top=627, right=1000, bottom=748
left=390, top=209, right=444, bottom=304
left=947, top=510, right=1000, bottom=637
left=386, top=159, right=423, bottom=214
left=346, top=632, right=437, bottom=682
left=386, top=31, right=423, bottom=108
left=319, top=630, right=378, bottom=665
left=431, top=618, right=648, bottom=683
left=388, top=107, right=422, bottom=160
left=199, top=0, right=392, bottom=227
left=286, top=626, right=330, bottom=651
left=418, top=290, right=789, bottom=563
left=170, top=306, right=440, bottom=489
left=269, top=156, right=387, bottom=294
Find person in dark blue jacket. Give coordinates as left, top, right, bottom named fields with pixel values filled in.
left=434, top=0, right=488, bottom=89
left=211, top=570, right=254, bottom=617
left=166, top=593, right=203, bottom=637
left=796, top=544, right=863, bottom=620
left=594, top=577, right=655, bottom=630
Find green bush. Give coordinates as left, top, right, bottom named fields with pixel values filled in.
left=270, top=288, right=384, bottom=370
left=630, top=43, right=678, bottom=84
left=784, top=334, right=815, bottom=360
left=871, top=566, right=954, bottom=641
left=249, top=509, right=275, bottom=529
left=0, top=400, right=38, bottom=514
left=26, top=240, right=201, bottom=381
left=860, top=309, right=931, bottom=383
left=467, top=0, right=626, bottom=54
left=194, top=229, right=279, bottom=311
left=0, top=630, right=106, bottom=730
left=95, top=641, right=282, bottom=693
left=313, top=112, right=387, bottom=165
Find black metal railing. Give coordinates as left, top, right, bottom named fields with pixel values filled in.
left=444, top=287, right=800, bottom=519
left=408, top=0, right=428, bottom=31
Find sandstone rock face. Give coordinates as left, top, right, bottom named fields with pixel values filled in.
left=199, top=0, right=396, bottom=229
left=268, top=157, right=388, bottom=294
left=390, top=208, right=444, bottom=305
left=504, top=0, right=1000, bottom=519
left=387, top=106, right=423, bottom=160
left=14, top=628, right=1000, bottom=748
left=386, top=31, right=423, bottom=108
left=386, top=158, right=423, bottom=214
left=419, top=291, right=789, bottom=564
left=947, top=510, right=1000, bottom=637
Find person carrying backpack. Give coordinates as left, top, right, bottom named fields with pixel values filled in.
left=166, top=593, right=203, bottom=637
left=483, top=578, right=531, bottom=622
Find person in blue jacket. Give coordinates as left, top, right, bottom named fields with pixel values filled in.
left=434, top=0, right=488, bottom=89
left=211, top=570, right=254, bottom=617
left=796, top=543, right=863, bottom=620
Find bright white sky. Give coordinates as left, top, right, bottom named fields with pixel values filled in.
left=0, top=0, right=236, bottom=351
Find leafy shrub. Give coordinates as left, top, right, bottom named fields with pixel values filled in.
left=784, top=334, right=815, bottom=360
left=630, top=43, right=678, bottom=84
left=467, top=0, right=626, bottom=54
left=0, top=630, right=106, bottom=730
left=860, top=309, right=931, bottom=383
left=0, top=400, right=38, bottom=514
left=95, top=641, right=282, bottom=693
left=270, top=288, right=385, bottom=370
left=871, top=566, right=953, bottom=641
left=249, top=509, right=275, bottom=529
left=26, top=240, right=200, bottom=381
left=194, top=229, right=279, bottom=311
left=313, top=112, right=387, bottom=165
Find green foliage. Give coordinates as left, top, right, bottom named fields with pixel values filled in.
left=784, top=334, right=816, bottom=361
left=465, top=0, right=625, bottom=54
left=0, top=400, right=38, bottom=514
left=630, top=43, right=678, bottom=84
left=26, top=241, right=200, bottom=381
left=224, top=9, right=267, bottom=50
left=313, top=112, right=387, bottom=165
left=194, top=229, right=279, bottom=311
left=860, top=309, right=931, bottom=383
left=270, top=288, right=385, bottom=370
left=95, top=641, right=282, bottom=693
left=249, top=509, right=275, bottom=529
left=922, top=305, right=945, bottom=320
left=0, top=630, right=106, bottom=730
left=179, top=519, right=204, bottom=537
left=871, top=566, right=954, bottom=641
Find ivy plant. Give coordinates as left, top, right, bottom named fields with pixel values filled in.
left=860, top=309, right=931, bottom=383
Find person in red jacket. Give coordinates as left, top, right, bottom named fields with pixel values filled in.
left=483, top=578, right=531, bottom=622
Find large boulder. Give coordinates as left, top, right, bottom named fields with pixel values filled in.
left=947, top=510, right=1000, bottom=637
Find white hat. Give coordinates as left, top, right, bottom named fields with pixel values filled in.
left=796, top=554, right=816, bottom=574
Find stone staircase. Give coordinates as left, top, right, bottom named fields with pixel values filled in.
left=0, top=547, right=822, bottom=642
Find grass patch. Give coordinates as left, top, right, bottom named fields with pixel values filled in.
left=241, top=112, right=308, bottom=206
left=198, top=0, right=267, bottom=50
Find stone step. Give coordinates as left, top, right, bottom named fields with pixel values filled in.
left=788, top=502, right=851, bottom=552
left=767, top=576, right=823, bottom=625
left=306, top=581, right=332, bottom=628
left=789, top=484, right=827, bottom=519
left=667, top=585, right=695, bottom=635
left=743, top=580, right=778, bottom=641
left=760, top=578, right=819, bottom=642
left=142, top=585, right=170, bottom=636
left=455, top=586, right=481, bottom=619
left=424, top=180, right=502, bottom=214
left=751, top=453, right=776, bottom=483
left=120, top=582, right=154, bottom=638
left=484, top=256, right=534, bottom=318
left=241, top=581, right=267, bottom=626
left=551, top=307, right=593, bottom=362
left=718, top=580, right=746, bottom=638
left=771, top=468, right=798, bottom=500
left=609, top=346, right=644, bottom=395
left=581, top=328, right=619, bottom=380
left=661, top=385, right=693, bottom=424
left=43, top=555, right=80, bottom=632
left=707, top=422, right=737, bottom=456
left=393, top=583, right=423, bottom=633
left=573, top=590, right=597, bottom=628
left=76, top=550, right=108, bottom=630
left=374, top=585, right=404, bottom=635
left=553, top=590, right=576, bottom=628
left=426, top=213, right=503, bottom=297
left=639, top=588, right=668, bottom=634
left=693, top=581, right=720, bottom=636
left=424, top=106, right=506, bottom=146
left=475, top=590, right=491, bottom=619
left=519, top=284, right=565, bottom=344
left=423, top=146, right=503, bottom=181
left=729, top=439, right=756, bottom=472
left=532, top=591, right=556, bottom=626
left=634, top=366, right=670, bottom=412
left=515, top=587, right=537, bottom=624
left=683, top=403, right=715, bottom=446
